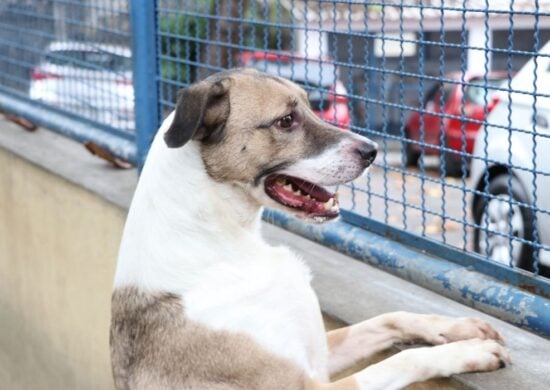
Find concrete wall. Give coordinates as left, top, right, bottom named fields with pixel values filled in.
left=0, top=146, right=124, bottom=389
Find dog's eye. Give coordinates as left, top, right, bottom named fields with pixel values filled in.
left=277, top=114, right=294, bottom=129
left=277, top=113, right=295, bottom=129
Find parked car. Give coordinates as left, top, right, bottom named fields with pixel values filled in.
left=29, top=41, right=134, bottom=131
left=470, top=41, right=550, bottom=273
left=239, top=51, right=351, bottom=129
left=405, top=72, right=507, bottom=176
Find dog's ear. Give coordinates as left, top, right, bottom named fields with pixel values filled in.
left=164, top=78, right=231, bottom=148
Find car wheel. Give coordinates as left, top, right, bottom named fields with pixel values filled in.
left=404, top=128, right=421, bottom=167
left=405, top=144, right=420, bottom=169
left=443, top=152, right=466, bottom=177
left=473, top=174, right=536, bottom=271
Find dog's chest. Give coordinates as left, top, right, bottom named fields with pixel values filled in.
left=183, top=255, right=329, bottom=380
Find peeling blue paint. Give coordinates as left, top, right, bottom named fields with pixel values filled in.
left=264, top=209, right=550, bottom=338
left=434, top=272, right=452, bottom=290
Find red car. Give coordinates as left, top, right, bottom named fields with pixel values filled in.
left=239, top=51, right=351, bottom=129
left=405, top=72, right=507, bottom=176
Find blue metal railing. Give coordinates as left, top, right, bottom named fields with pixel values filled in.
left=1, top=0, right=550, bottom=335
left=130, top=0, right=161, bottom=166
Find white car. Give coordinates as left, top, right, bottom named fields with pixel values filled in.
left=470, top=41, right=550, bottom=273
left=29, top=41, right=135, bottom=131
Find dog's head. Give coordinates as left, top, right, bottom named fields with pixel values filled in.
left=164, top=68, right=377, bottom=223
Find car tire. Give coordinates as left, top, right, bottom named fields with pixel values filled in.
left=404, top=128, right=421, bottom=167
left=473, top=174, right=536, bottom=271
left=443, top=152, right=466, bottom=177
left=405, top=143, right=420, bottom=167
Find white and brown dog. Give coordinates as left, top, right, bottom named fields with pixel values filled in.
left=111, top=69, right=510, bottom=390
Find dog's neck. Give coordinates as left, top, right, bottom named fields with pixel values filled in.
left=114, top=131, right=264, bottom=293
left=144, top=138, right=263, bottom=230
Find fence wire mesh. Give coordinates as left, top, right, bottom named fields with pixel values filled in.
left=1, top=1, right=550, bottom=283
left=157, top=0, right=550, bottom=280
left=0, top=1, right=133, bottom=133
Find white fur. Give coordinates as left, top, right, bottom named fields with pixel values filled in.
left=281, top=132, right=377, bottom=186
left=115, top=113, right=329, bottom=380
left=353, top=338, right=508, bottom=390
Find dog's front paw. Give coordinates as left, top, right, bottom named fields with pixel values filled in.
left=436, top=338, right=512, bottom=376
left=399, top=314, right=505, bottom=345
left=426, top=316, right=504, bottom=345
left=355, top=338, right=511, bottom=388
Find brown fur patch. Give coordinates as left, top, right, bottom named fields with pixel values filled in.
left=110, top=286, right=308, bottom=390
left=165, top=68, right=347, bottom=185
left=200, top=70, right=343, bottom=184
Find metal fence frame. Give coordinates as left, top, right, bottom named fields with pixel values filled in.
left=1, top=0, right=549, bottom=337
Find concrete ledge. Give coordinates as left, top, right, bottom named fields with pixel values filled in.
left=1, top=118, right=549, bottom=389
left=0, top=116, right=137, bottom=209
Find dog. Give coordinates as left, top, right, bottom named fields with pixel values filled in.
left=110, top=68, right=510, bottom=390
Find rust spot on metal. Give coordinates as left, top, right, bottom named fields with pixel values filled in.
left=520, top=285, right=537, bottom=295
left=519, top=284, right=550, bottom=299
left=3, top=112, right=38, bottom=131
left=84, top=141, right=133, bottom=169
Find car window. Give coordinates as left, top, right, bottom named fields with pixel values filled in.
left=248, top=59, right=337, bottom=87
left=465, top=77, right=505, bottom=105
left=45, top=50, right=131, bottom=72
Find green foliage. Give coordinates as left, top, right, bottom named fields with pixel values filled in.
left=159, top=12, right=208, bottom=84
left=158, top=0, right=292, bottom=85
left=244, top=1, right=292, bottom=50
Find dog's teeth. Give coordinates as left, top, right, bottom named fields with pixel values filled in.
left=323, top=200, right=332, bottom=210
left=305, top=194, right=311, bottom=199
left=283, top=184, right=292, bottom=191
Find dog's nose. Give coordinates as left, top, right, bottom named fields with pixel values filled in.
left=356, top=143, right=378, bottom=166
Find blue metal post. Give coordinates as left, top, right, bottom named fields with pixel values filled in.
left=130, top=0, right=160, bottom=167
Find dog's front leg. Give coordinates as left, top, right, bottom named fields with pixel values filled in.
left=326, top=311, right=504, bottom=376
left=316, top=337, right=510, bottom=390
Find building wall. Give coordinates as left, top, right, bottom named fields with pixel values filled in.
left=0, top=146, right=124, bottom=389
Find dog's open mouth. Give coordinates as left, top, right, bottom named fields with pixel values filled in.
left=264, top=174, right=339, bottom=221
